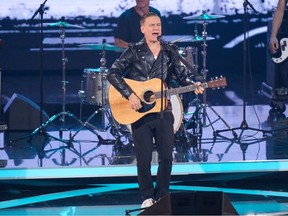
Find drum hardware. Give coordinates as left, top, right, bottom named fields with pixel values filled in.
left=175, top=35, right=215, bottom=43
left=72, top=101, right=129, bottom=146
left=78, top=43, right=124, bottom=52
left=46, top=20, right=85, bottom=29
left=188, top=12, right=233, bottom=133
left=82, top=39, right=110, bottom=130
left=48, top=20, right=84, bottom=128
left=179, top=46, right=199, bottom=81
left=66, top=109, right=117, bottom=147
left=71, top=39, right=130, bottom=147
left=183, top=12, right=225, bottom=20
left=8, top=3, right=78, bottom=165
left=43, top=18, right=85, bottom=135
left=173, top=11, right=237, bottom=161
left=81, top=68, right=109, bottom=106
left=10, top=18, right=88, bottom=157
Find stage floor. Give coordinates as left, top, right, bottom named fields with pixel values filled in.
left=1, top=103, right=288, bottom=215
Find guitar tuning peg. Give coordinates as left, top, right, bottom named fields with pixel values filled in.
left=215, top=76, right=218, bottom=79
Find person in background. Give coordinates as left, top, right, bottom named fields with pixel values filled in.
left=269, top=0, right=287, bottom=55
left=107, top=12, right=204, bottom=208
left=268, top=0, right=288, bottom=122
left=114, top=0, right=161, bottom=48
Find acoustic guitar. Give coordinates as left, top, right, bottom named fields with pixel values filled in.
left=108, top=77, right=227, bottom=125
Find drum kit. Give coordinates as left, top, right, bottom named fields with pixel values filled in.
left=172, top=11, right=228, bottom=162
left=25, top=11, right=230, bottom=161
left=49, top=28, right=126, bottom=145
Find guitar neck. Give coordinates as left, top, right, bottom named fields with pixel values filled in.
left=154, top=82, right=208, bottom=99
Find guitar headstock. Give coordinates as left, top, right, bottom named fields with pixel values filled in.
left=207, top=76, right=227, bottom=89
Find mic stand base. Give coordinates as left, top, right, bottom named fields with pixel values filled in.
left=214, top=120, right=273, bottom=142
left=8, top=123, right=72, bottom=167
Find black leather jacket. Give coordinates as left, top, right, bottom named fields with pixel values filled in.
left=107, top=39, right=194, bottom=99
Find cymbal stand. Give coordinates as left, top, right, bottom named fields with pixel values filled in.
left=60, top=26, right=68, bottom=124
left=29, top=23, right=85, bottom=156
left=186, top=17, right=237, bottom=140
left=99, top=40, right=108, bottom=130
left=56, top=25, right=80, bottom=130
left=40, top=25, right=81, bottom=142
left=200, top=21, right=209, bottom=127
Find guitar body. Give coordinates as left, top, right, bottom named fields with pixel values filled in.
left=271, top=37, right=288, bottom=63
left=108, top=78, right=167, bottom=125
left=125, top=94, right=183, bottom=133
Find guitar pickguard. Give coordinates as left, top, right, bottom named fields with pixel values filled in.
left=138, top=101, right=156, bottom=113
left=272, top=38, right=288, bottom=63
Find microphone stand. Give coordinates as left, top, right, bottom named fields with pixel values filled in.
left=32, top=0, right=47, bottom=131
left=159, top=41, right=165, bottom=199
left=9, top=0, right=70, bottom=166
left=214, top=0, right=271, bottom=141
left=0, top=46, right=7, bottom=167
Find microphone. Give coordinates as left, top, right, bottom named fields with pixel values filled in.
left=157, top=36, right=168, bottom=45
left=244, top=0, right=259, bottom=14
left=30, top=0, right=48, bottom=21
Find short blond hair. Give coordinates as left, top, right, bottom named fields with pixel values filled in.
left=140, top=12, right=160, bottom=26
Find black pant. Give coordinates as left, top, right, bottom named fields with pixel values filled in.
left=131, top=111, right=174, bottom=201
left=277, top=60, right=288, bottom=88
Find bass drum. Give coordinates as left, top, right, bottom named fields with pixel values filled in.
left=170, top=94, right=184, bottom=133
left=126, top=94, right=183, bottom=134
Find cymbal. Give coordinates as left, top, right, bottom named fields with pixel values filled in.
left=183, top=13, right=225, bottom=20
left=78, top=43, right=125, bottom=52
left=47, top=21, right=85, bottom=29
left=172, top=35, right=215, bottom=43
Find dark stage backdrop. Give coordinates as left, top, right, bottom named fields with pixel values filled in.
left=0, top=0, right=278, bottom=104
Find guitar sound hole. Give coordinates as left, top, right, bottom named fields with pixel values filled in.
left=143, top=91, right=155, bottom=103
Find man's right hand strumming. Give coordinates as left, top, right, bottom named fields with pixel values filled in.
left=128, top=93, right=142, bottom=111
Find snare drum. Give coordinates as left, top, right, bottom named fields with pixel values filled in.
left=82, top=68, right=109, bottom=106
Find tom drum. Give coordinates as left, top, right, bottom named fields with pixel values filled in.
left=82, top=68, right=109, bottom=106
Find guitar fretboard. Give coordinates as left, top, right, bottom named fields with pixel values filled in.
left=154, top=82, right=208, bottom=99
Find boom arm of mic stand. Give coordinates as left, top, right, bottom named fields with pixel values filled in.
left=243, top=0, right=258, bottom=14
left=31, top=0, right=48, bottom=21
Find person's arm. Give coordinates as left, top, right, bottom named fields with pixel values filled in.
left=107, top=48, right=143, bottom=110
left=269, top=0, right=286, bottom=53
left=114, top=11, right=130, bottom=49
left=169, top=44, right=204, bottom=95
